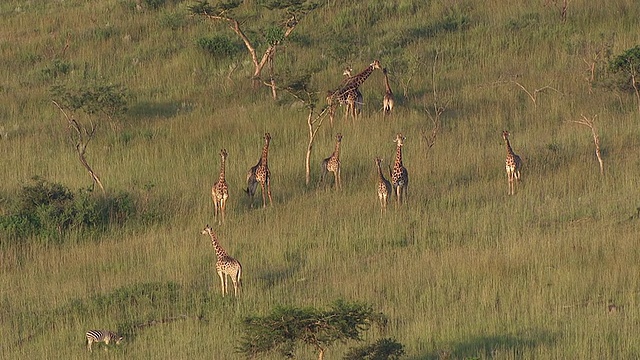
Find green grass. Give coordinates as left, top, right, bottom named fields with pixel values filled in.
left=2, top=0, right=640, bottom=359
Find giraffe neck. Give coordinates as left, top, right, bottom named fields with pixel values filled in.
left=218, top=156, right=226, bottom=183
left=505, top=139, right=515, bottom=157
left=383, top=69, right=392, bottom=93
left=343, top=64, right=376, bottom=91
left=376, top=161, right=385, bottom=180
left=207, top=230, right=228, bottom=259
left=333, top=140, right=341, bottom=158
left=395, top=145, right=403, bottom=168
left=261, top=141, right=270, bottom=166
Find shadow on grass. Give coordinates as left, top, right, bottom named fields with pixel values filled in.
left=408, top=330, right=559, bottom=360
left=256, top=250, right=305, bottom=288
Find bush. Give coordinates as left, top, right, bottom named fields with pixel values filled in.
left=239, top=299, right=388, bottom=359
left=343, top=338, right=405, bottom=360
left=196, top=36, right=241, bottom=58
left=609, top=45, right=640, bottom=92
left=0, top=177, right=142, bottom=244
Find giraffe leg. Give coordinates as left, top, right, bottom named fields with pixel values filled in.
left=231, top=278, right=238, bottom=297
left=266, top=179, right=273, bottom=206
left=329, top=106, right=335, bottom=128
left=218, top=270, right=226, bottom=297
left=260, top=182, right=267, bottom=208
left=220, top=198, right=226, bottom=223
left=212, top=196, right=219, bottom=219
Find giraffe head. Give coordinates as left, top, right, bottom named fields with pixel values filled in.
left=343, top=67, right=353, bottom=77
left=502, top=130, right=510, bottom=141
left=264, top=132, right=271, bottom=144
left=394, top=133, right=405, bottom=147
left=201, top=224, right=213, bottom=236
left=220, top=149, right=228, bottom=160
left=371, top=60, right=381, bottom=70
left=375, top=157, right=382, bottom=167
left=336, top=133, right=342, bottom=142
left=115, top=334, right=123, bottom=345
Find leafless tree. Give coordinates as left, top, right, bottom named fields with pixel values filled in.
left=510, top=80, right=562, bottom=110
left=52, top=100, right=105, bottom=193
left=570, top=114, right=604, bottom=176
left=280, top=77, right=328, bottom=185
left=423, top=51, right=449, bottom=150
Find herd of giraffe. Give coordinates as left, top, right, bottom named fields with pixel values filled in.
left=201, top=61, right=523, bottom=298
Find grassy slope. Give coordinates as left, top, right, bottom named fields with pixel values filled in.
left=2, top=0, right=640, bottom=359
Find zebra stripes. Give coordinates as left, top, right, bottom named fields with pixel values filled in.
left=85, top=329, right=123, bottom=352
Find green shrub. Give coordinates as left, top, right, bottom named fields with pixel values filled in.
left=609, top=45, right=640, bottom=92
left=159, top=10, right=187, bottom=30
left=40, top=59, right=72, bottom=80
left=0, top=178, right=142, bottom=244
left=343, top=338, right=405, bottom=360
left=145, top=0, right=166, bottom=10
left=196, top=35, right=241, bottom=58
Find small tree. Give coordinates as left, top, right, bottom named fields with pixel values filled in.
left=279, top=74, right=329, bottom=186
left=238, top=299, right=387, bottom=360
left=189, top=0, right=320, bottom=98
left=610, top=45, right=640, bottom=113
left=51, top=82, right=130, bottom=193
left=569, top=114, right=604, bottom=176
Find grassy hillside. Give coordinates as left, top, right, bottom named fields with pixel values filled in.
left=2, top=0, right=640, bottom=359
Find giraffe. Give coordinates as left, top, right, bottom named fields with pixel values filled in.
left=342, top=67, right=363, bottom=118
left=201, top=225, right=242, bottom=297
left=326, top=89, right=359, bottom=126
left=382, top=68, right=394, bottom=116
left=375, top=157, right=392, bottom=213
left=211, top=149, right=229, bottom=223
left=502, top=130, right=522, bottom=195
left=321, top=133, right=343, bottom=189
left=326, top=60, right=381, bottom=125
left=391, top=133, right=409, bottom=206
left=245, top=132, right=272, bottom=207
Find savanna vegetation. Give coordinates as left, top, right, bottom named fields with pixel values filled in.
left=1, top=0, right=640, bottom=358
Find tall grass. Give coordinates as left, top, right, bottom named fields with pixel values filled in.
left=2, top=0, right=640, bottom=359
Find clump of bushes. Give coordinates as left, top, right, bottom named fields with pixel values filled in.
left=196, top=35, right=241, bottom=58
left=0, top=177, right=141, bottom=243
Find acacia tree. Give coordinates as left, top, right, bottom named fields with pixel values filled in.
left=51, top=83, right=129, bottom=193
left=238, top=300, right=388, bottom=360
left=610, top=45, right=640, bottom=113
left=279, top=74, right=330, bottom=185
left=189, top=0, right=319, bottom=99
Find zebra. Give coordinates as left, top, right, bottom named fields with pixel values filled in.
left=85, top=330, right=123, bottom=352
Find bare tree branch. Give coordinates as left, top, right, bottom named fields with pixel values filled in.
left=510, top=80, right=562, bottom=109
left=52, top=100, right=106, bottom=193
left=569, top=114, right=604, bottom=176
left=423, top=51, right=448, bottom=150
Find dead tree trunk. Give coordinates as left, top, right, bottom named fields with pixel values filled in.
left=53, top=100, right=106, bottom=193
left=423, top=51, right=447, bottom=150
left=305, top=107, right=328, bottom=185
left=571, top=114, right=604, bottom=176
